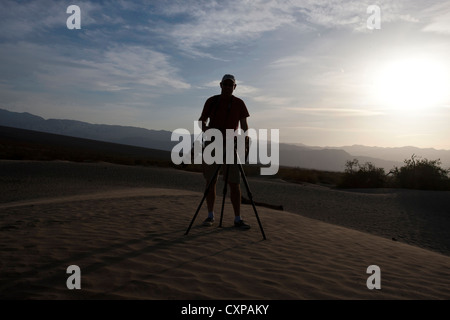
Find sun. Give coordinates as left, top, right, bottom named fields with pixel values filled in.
left=372, top=57, right=448, bottom=112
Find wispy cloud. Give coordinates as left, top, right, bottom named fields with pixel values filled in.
left=0, top=0, right=61, bottom=39
left=0, top=42, right=189, bottom=92
left=269, top=55, right=310, bottom=68
left=153, top=0, right=436, bottom=58
left=97, top=46, right=190, bottom=90
left=285, top=107, right=384, bottom=117
left=421, top=2, right=450, bottom=34
left=158, top=0, right=297, bottom=56
left=0, top=0, right=109, bottom=39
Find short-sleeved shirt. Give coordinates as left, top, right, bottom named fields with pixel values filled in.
left=199, top=95, right=249, bottom=134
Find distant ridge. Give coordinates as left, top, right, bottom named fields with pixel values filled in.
left=0, top=108, right=176, bottom=152
left=1, top=108, right=449, bottom=172
left=0, top=125, right=171, bottom=164
left=336, top=144, right=450, bottom=165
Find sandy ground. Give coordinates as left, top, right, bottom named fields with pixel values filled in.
left=1, top=160, right=449, bottom=300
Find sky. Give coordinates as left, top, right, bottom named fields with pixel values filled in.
left=1, top=0, right=450, bottom=149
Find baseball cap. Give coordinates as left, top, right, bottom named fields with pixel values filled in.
left=221, top=74, right=236, bottom=83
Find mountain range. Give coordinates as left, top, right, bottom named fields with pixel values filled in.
left=1, top=108, right=449, bottom=172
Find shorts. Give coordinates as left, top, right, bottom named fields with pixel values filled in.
left=202, top=163, right=240, bottom=184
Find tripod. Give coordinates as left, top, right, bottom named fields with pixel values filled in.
left=184, top=144, right=267, bottom=240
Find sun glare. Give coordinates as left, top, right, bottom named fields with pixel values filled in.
left=373, top=57, right=448, bottom=112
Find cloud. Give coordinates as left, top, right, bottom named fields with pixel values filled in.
left=0, top=0, right=60, bottom=39
left=269, top=55, right=310, bottom=68
left=2, top=1, right=434, bottom=55
left=158, top=0, right=297, bottom=56
left=0, top=0, right=109, bottom=40
left=297, top=0, right=432, bottom=32
left=0, top=41, right=190, bottom=127
left=0, top=42, right=189, bottom=92
left=284, top=107, right=384, bottom=117
left=96, top=46, right=191, bottom=90
left=252, top=95, right=295, bottom=108
left=421, top=2, right=450, bottom=34
left=155, top=0, right=432, bottom=58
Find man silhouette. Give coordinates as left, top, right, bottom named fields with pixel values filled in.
left=198, top=74, right=250, bottom=229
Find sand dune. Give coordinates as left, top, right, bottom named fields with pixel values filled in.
left=1, top=163, right=450, bottom=300
left=1, top=160, right=449, bottom=301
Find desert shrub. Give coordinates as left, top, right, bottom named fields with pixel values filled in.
left=339, top=159, right=386, bottom=188
left=391, top=155, right=450, bottom=190
left=275, top=167, right=343, bottom=186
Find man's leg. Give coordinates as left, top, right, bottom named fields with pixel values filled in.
left=227, top=165, right=250, bottom=229
left=202, top=163, right=219, bottom=226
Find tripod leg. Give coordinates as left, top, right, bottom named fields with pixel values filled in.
left=237, top=161, right=267, bottom=240
left=219, top=164, right=230, bottom=227
left=185, top=164, right=221, bottom=236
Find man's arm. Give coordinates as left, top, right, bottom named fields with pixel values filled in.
left=240, top=117, right=248, bottom=132
left=240, top=117, right=250, bottom=159
left=199, top=118, right=209, bottom=132
left=199, top=98, right=212, bottom=132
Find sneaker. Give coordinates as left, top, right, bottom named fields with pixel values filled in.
left=234, top=220, right=251, bottom=229
left=202, top=217, right=215, bottom=226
